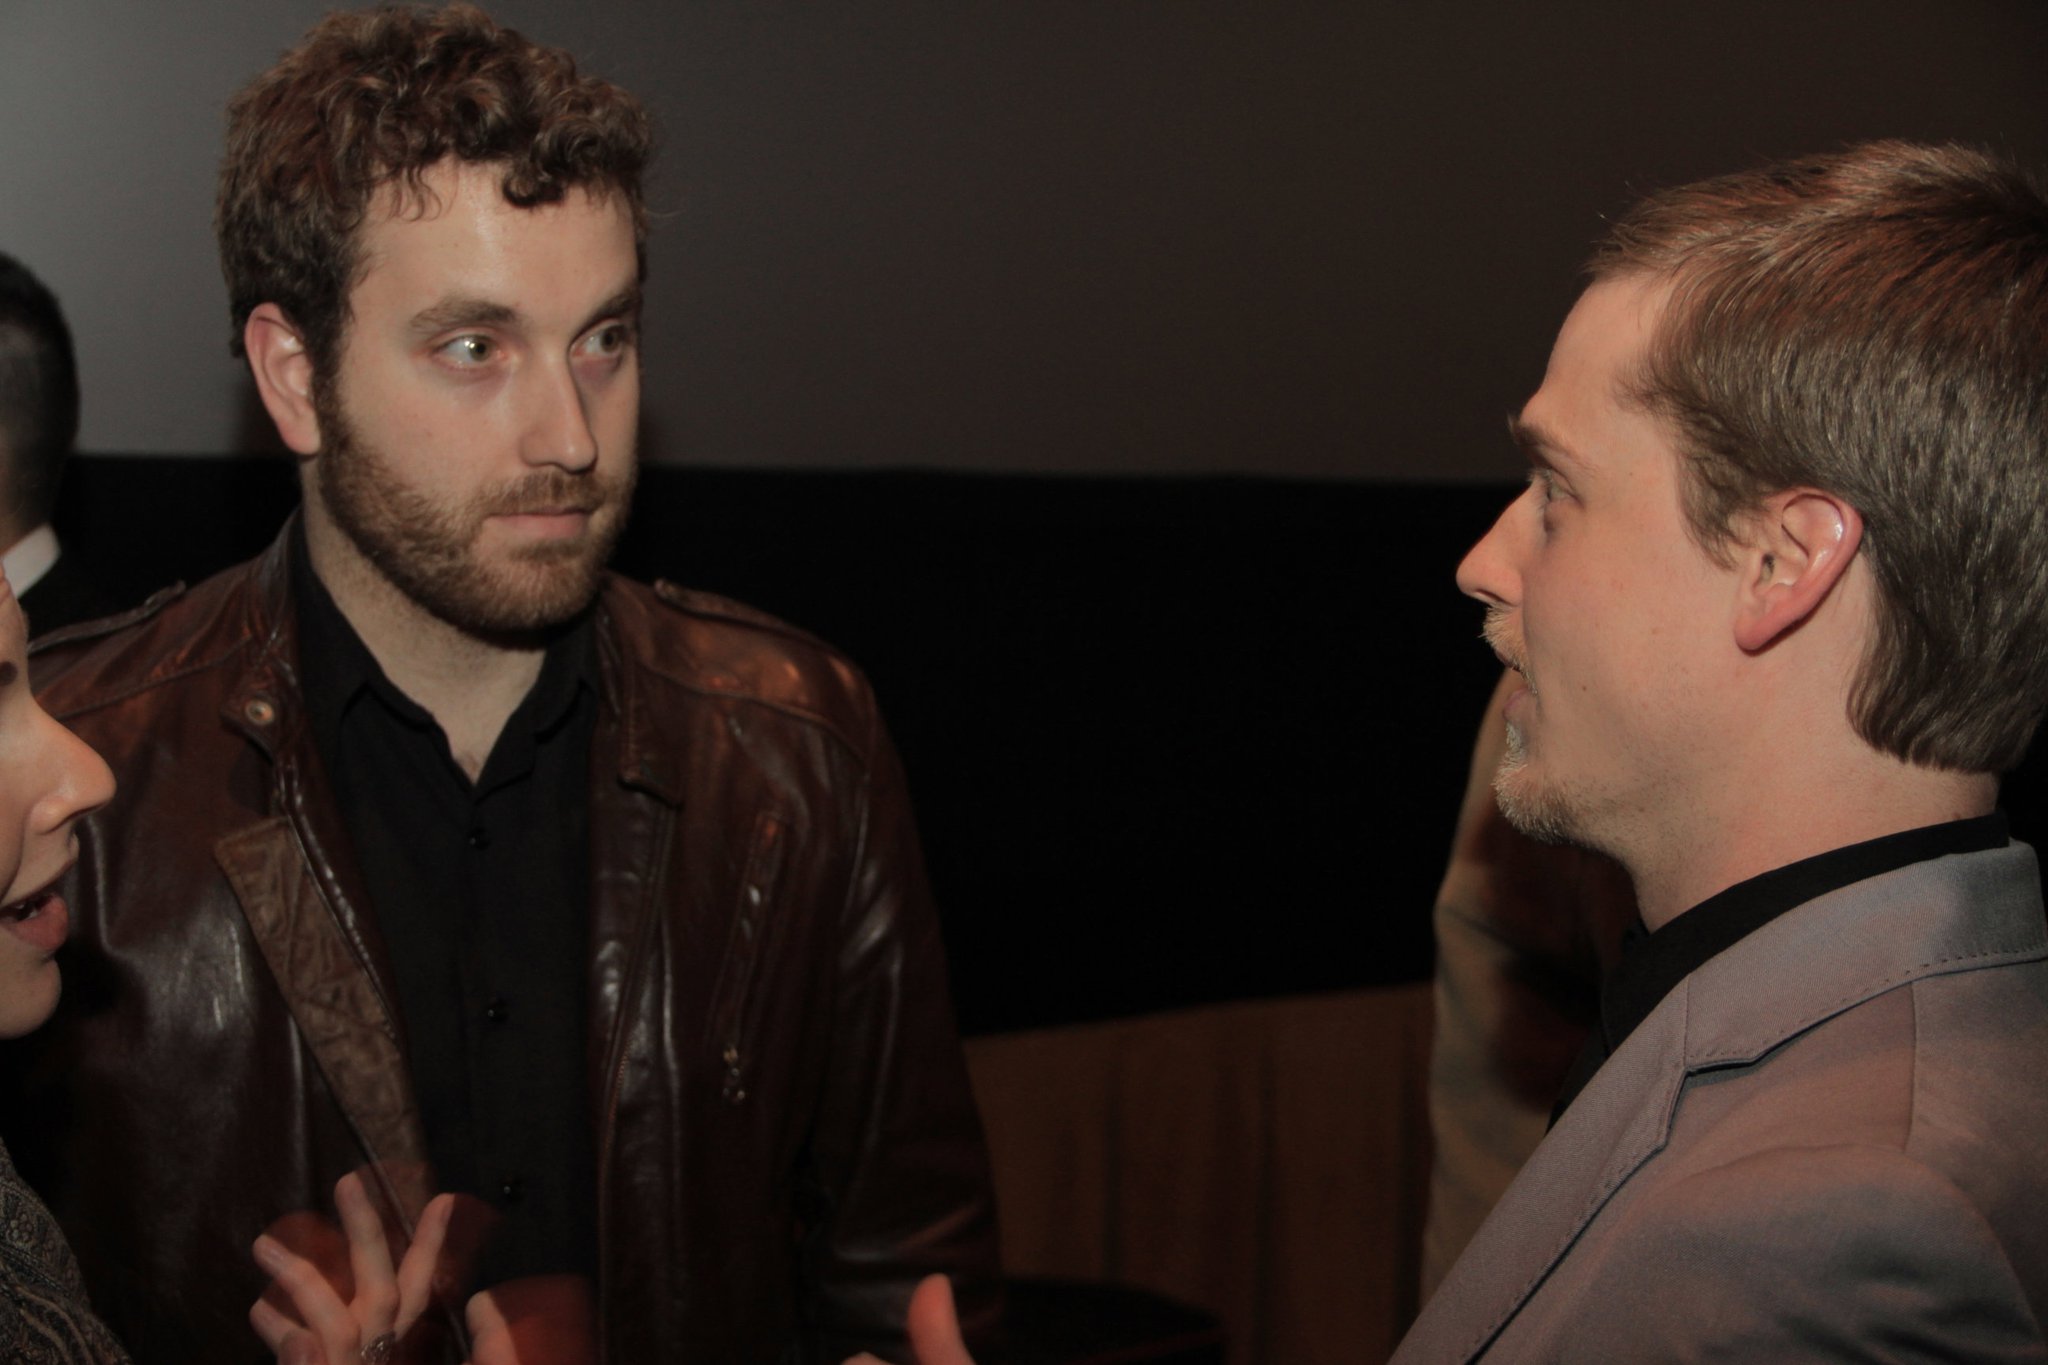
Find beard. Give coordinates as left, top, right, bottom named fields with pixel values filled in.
left=1491, top=717, right=1589, bottom=846
left=314, top=391, right=636, bottom=637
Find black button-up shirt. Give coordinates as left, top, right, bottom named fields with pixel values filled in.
left=1550, top=812, right=2010, bottom=1125
left=294, top=534, right=600, bottom=1288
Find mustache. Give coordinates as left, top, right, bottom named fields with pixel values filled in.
left=1480, top=608, right=1529, bottom=678
left=481, top=472, right=614, bottom=517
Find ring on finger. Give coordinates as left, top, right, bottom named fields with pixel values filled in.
left=361, top=1332, right=399, bottom=1365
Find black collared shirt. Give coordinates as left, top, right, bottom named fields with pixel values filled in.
left=1550, top=812, right=2010, bottom=1125
left=294, top=532, right=599, bottom=1288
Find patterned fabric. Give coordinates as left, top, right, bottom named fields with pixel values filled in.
left=0, top=1138, right=129, bottom=1364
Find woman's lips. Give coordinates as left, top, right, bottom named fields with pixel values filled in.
left=0, top=890, right=68, bottom=954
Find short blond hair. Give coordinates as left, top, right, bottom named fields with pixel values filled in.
left=1594, top=142, right=2048, bottom=772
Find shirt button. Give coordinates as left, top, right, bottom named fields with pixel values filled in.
left=484, top=997, right=509, bottom=1024
left=499, top=1176, right=524, bottom=1203
left=467, top=827, right=492, bottom=850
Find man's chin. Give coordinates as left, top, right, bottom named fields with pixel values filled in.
left=394, top=546, right=609, bottom=639
left=1491, top=764, right=1585, bottom=848
left=464, top=566, right=606, bottom=635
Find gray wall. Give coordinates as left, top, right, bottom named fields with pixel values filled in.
left=3, top=1, right=2045, bottom=479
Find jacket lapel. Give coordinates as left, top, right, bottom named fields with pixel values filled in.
left=1400, top=844, right=2048, bottom=1364
left=584, top=582, right=687, bottom=1106
left=208, top=526, right=433, bottom=1218
left=1396, top=987, right=1691, bottom=1363
left=216, top=815, right=434, bottom=1216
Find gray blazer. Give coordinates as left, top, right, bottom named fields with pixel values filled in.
left=1396, top=843, right=2048, bottom=1363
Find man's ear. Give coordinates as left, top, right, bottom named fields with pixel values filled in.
left=243, top=304, right=323, bottom=457
left=1733, top=489, right=1863, bottom=653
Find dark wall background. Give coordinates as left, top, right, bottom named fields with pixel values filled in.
left=15, top=3, right=2048, bottom=1030
left=52, top=459, right=1509, bottom=1034
left=4, top=1, right=2047, bottom=477
left=56, top=459, right=2048, bottom=1035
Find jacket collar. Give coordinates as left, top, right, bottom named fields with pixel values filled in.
left=219, top=518, right=310, bottom=759
left=590, top=576, right=687, bottom=806
left=1398, top=842, right=2048, bottom=1364
left=217, top=517, right=684, bottom=806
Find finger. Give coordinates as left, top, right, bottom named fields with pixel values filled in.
left=463, top=1277, right=597, bottom=1365
left=335, top=1172, right=400, bottom=1329
left=277, top=1329, right=330, bottom=1365
left=248, top=1296, right=306, bottom=1353
left=280, top=1334, right=328, bottom=1365
left=248, top=1302, right=330, bottom=1365
left=465, top=1288, right=509, bottom=1360
left=905, top=1274, right=974, bottom=1365
left=253, top=1234, right=357, bottom=1361
left=392, top=1192, right=457, bottom=1334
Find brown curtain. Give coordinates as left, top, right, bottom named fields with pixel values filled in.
left=964, top=985, right=1434, bottom=1365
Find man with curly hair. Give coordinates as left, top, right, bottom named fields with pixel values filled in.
left=4, top=8, right=998, bottom=1361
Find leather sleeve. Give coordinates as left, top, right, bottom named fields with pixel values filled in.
left=798, top=701, right=1003, bottom=1362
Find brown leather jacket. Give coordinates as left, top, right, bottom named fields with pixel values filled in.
left=6, top=528, right=1000, bottom=1363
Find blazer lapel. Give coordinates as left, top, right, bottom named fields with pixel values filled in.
left=1397, top=986, right=1692, bottom=1363
left=1400, top=844, right=2048, bottom=1364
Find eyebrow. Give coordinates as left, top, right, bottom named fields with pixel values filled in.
left=577, top=285, right=643, bottom=338
left=408, top=283, right=644, bottom=342
left=1505, top=413, right=1577, bottom=474
left=409, top=296, right=518, bottom=338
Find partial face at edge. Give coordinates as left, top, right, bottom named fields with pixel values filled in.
left=310, top=159, right=643, bottom=635
left=1455, top=275, right=1745, bottom=855
left=0, top=575, right=116, bottom=1038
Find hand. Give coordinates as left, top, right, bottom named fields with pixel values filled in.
left=250, top=1171, right=456, bottom=1364
left=843, top=1274, right=976, bottom=1365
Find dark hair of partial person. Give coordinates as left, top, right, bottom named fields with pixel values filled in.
left=0, top=251, right=80, bottom=532
left=1590, top=140, right=2048, bottom=774
left=215, top=2, right=652, bottom=387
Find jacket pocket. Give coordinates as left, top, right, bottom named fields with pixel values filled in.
left=704, top=810, right=790, bottom=1105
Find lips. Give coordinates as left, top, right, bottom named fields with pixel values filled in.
left=494, top=499, right=601, bottom=518
left=1481, top=609, right=1535, bottom=692
left=1, top=887, right=69, bottom=954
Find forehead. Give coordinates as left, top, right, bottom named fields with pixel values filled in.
left=1518, top=274, right=1677, bottom=474
left=350, top=160, right=637, bottom=313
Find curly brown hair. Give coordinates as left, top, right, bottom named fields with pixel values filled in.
left=216, top=3, right=652, bottom=382
left=1591, top=142, right=2048, bottom=773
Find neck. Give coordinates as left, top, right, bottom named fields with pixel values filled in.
left=1625, top=758, right=1997, bottom=930
left=303, top=511, right=546, bottom=781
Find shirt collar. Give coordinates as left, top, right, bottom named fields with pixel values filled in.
left=290, top=522, right=597, bottom=758
left=2, top=523, right=61, bottom=597
left=1600, top=811, right=2011, bottom=1052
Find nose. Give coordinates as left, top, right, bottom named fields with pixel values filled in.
left=519, top=358, right=600, bottom=473
left=1456, top=485, right=1534, bottom=607
left=33, top=708, right=115, bottom=835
